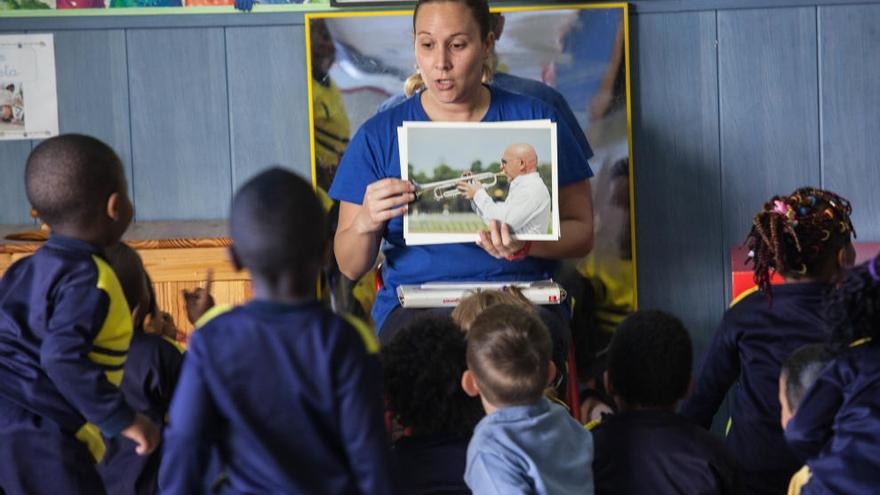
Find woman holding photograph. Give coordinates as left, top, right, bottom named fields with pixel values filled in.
left=329, top=0, right=594, bottom=352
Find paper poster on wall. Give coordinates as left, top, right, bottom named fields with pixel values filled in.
left=0, top=34, right=58, bottom=141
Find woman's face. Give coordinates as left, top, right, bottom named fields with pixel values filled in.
left=414, top=2, right=492, bottom=106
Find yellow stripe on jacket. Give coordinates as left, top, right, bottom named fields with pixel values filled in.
left=87, top=255, right=134, bottom=386
left=342, top=314, right=379, bottom=355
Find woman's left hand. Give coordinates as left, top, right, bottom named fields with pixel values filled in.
left=477, top=220, right=525, bottom=259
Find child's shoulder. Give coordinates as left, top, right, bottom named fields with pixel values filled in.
left=0, top=242, right=107, bottom=301
left=837, top=340, right=880, bottom=376
left=197, top=304, right=377, bottom=355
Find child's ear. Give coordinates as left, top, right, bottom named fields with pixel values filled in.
left=545, top=361, right=557, bottom=387
left=461, top=370, right=480, bottom=397
left=130, top=302, right=142, bottom=326
left=227, top=245, right=244, bottom=272
left=106, top=192, right=121, bottom=221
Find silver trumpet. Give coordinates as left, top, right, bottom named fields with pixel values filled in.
left=413, top=172, right=505, bottom=201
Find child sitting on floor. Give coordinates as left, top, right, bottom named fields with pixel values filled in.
left=100, top=243, right=217, bottom=495
left=451, top=286, right=535, bottom=332
left=784, top=254, right=880, bottom=494
left=383, top=314, right=484, bottom=495
left=592, top=309, right=743, bottom=494
left=159, top=167, right=395, bottom=494
left=777, top=343, right=834, bottom=495
left=462, top=304, right=594, bottom=494
left=680, top=187, right=855, bottom=495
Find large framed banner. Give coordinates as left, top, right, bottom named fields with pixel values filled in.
left=0, top=34, right=58, bottom=141
left=306, top=3, right=637, bottom=331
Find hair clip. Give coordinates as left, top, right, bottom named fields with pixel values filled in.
left=869, top=256, right=880, bottom=282
left=799, top=206, right=810, bottom=216
left=772, top=200, right=798, bottom=226
left=748, top=250, right=755, bottom=258
left=808, top=196, right=817, bottom=206
left=797, top=263, right=808, bottom=275
left=820, top=229, right=831, bottom=241
left=772, top=200, right=789, bottom=214
left=824, top=209, right=835, bottom=219
left=840, top=221, right=849, bottom=233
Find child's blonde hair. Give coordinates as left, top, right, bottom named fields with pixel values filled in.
left=452, top=286, right=536, bottom=331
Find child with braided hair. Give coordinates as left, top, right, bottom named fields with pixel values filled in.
left=680, top=187, right=856, bottom=495
left=783, top=254, right=880, bottom=494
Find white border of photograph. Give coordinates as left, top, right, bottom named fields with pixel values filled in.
left=400, top=120, right=560, bottom=246
left=0, top=34, right=58, bottom=141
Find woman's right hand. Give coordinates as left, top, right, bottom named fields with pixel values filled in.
left=355, top=178, right=415, bottom=234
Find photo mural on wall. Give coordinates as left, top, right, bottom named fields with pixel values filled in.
left=306, top=3, right=634, bottom=371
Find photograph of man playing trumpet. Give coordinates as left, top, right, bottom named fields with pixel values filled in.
left=401, top=122, right=558, bottom=245
left=457, top=143, right=551, bottom=235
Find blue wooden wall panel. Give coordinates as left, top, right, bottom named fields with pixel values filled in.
left=717, top=8, right=821, bottom=275
left=53, top=30, right=133, bottom=198
left=632, top=11, right=723, bottom=352
left=225, top=25, right=312, bottom=189
left=819, top=4, right=880, bottom=241
left=126, top=28, right=232, bottom=221
left=0, top=142, right=34, bottom=225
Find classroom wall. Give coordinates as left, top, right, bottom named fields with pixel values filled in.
left=2, top=0, right=879, bottom=361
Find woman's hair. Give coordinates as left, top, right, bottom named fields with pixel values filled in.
left=745, top=187, right=855, bottom=293
left=382, top=315, right=484, bottom=437
left=452, top=286, right=536, bottom=331
left=404, top=0, right=494, bottom=97
left=827, top=255, right=880, bottom=348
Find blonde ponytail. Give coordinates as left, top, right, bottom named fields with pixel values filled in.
left=404, top=72, right=426, bottom=97
left=481, top=60, right=494, bottom=84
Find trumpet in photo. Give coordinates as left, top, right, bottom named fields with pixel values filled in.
left=413, top=172, right=505, bottom=201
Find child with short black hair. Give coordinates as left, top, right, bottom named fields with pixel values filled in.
left=784, top=255, right=880, bottom=494
left=777, top=344, right=834, bottom=495
left=592, top=310, right=743, bottom=494
left=383, top=314, right=484, bottom=495
left=0, top=134, right=159, bottom=494
left=159, top=167, right=395, bottom=494
left=681, top=187, right=855, bottom=495
left=99, top=243, right=187, bottom=495
left=462, top=304, right=594, bottom=495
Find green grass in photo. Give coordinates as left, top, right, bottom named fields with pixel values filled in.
left=409, top=212, right=487, bottom=234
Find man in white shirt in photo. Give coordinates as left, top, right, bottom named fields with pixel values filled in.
left=457, top=143, right=551, bottom=235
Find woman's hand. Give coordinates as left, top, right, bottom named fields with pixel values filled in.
left=456, top=171, right=480, bottom=200
left=355, top=178, right=415, bottom=234
left=335, top=178, right=414, bottom=281
left=477, top=220, right=526, bottom=259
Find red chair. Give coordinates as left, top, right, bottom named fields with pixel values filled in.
left=566, top=342, right=582, bottom=423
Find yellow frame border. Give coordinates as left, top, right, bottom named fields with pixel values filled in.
left=305, top=3, right=637, bottom=310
